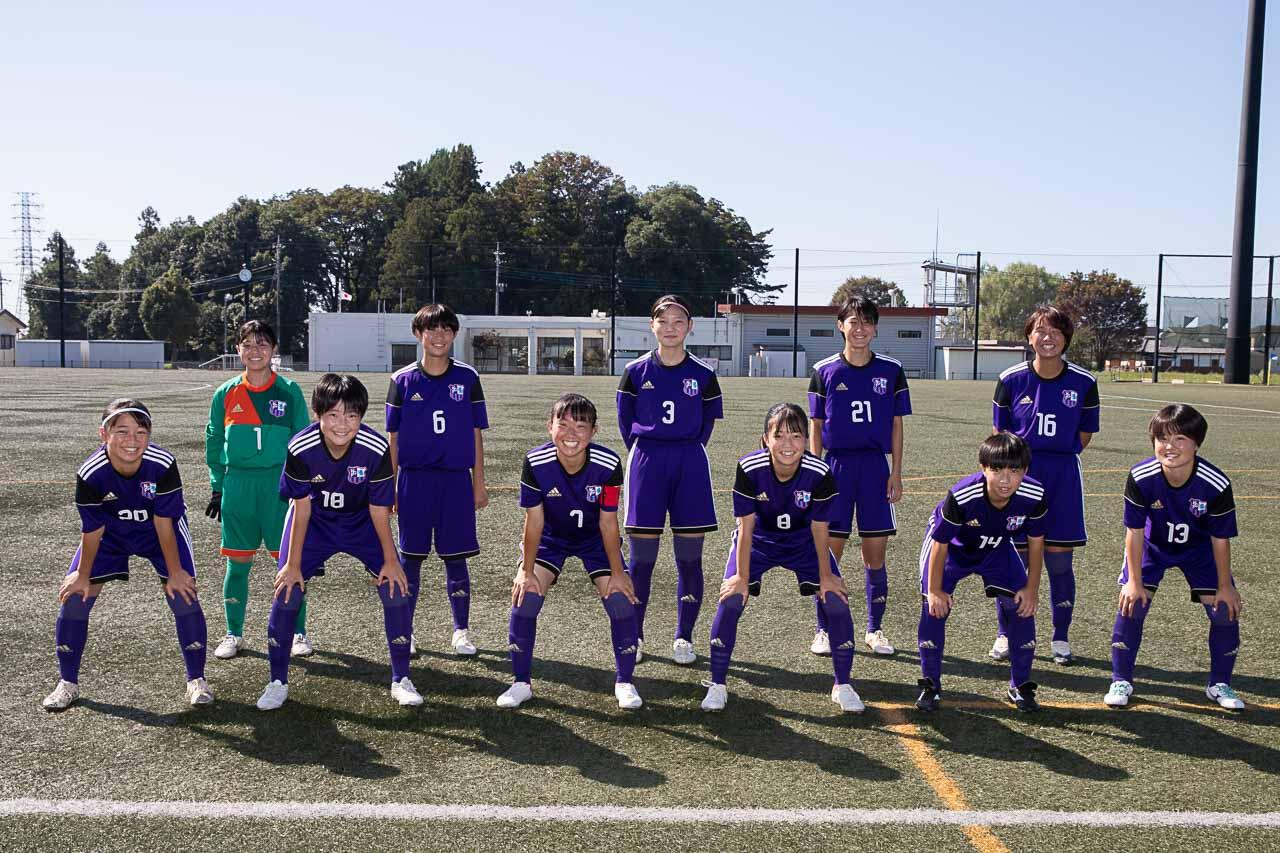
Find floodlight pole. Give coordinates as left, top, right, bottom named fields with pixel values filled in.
left=1225, top=0, right=1267, bottom=384
left=57, top=234, right=66, bottom=368
left=273, top=235, right=282, bottom=352
left=971, top=251, right=982, bottom=380
left=609, top=244, right=618, bottom=376
left=1265, top=255, right=1276, bottom=385
left=792, top=248, right=799, bottom=378
left=1153, top=254, right=1164, bottom=383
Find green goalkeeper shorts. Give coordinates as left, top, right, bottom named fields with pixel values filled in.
left=221, top=467, right=290, bottom=560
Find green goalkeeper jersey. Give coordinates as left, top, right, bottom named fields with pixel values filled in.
left=205, top=372, right=310, bottom=492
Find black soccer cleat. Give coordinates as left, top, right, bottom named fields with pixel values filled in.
left=916, top=678, right=941, bottom=713
left=1007, top=680, right=1041, bottom=713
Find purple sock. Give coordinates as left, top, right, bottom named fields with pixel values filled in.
left=672, top=536, right=704, bottom=642
left=998, top=596, right=1035, bottom=688
left=401, top=556, right=423, bottom=629
left=55, top=593, right=97, bottom=683
left=508, top=592, right=543, bottom=683
left=267, top=590, right=302, bottom=684
left=820, top=592, right=856, bottom=685
left=627, top=537, right=659, bottom=641
left=602, top=592, right=639, bottom=683
left=1045, top=551, right=1075, bottom=643
left=166, top=590, right=208, bottom=681
left=444, top=559, right=470, bottom=630
left=708, top=593, right=745, bottom=685
left=814, top=595, right=830, bottom=634
left=864, top=565, right=888, bottom=633
left=1205, top=602, right=1240, bottom=685
left=1110, top=598, right=1150, bottom=683
left=917, top=600, right=947, bottom=687
left=380, top=582, right=413, bottom=682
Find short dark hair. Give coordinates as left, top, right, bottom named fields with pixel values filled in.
left=312, top=373, right=369, bottom=418
left=650, top=294, right=692, bottom=320
left=979, top=431, right=1031, bottom=471
left=761, top=402, right=809, bottom=448
left=1024, top=305, right=1074, bottom=349
left=1149, top=403, right=1208, bottom=447
left=550, top=392, right=598, bottom=427
left=238, top=320, right=277, bottom=347
left=412, top=303, right=459, bottom=335
left=101, top=398, right=152, bottom=431
left=836, top=295, right=879, bottom=326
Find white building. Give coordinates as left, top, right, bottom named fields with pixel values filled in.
left=17, top=339, right=165, bottom=369
left=933, top=343, right=1027, bottom=381
left=0, top=310, right=26, bottom=367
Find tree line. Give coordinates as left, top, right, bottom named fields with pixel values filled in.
left=22, top=145, right=777, bottom=358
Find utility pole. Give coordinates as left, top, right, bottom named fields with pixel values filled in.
left=57, top=234, right=66, bottom=368
left=428, top=243, right=435, bottom=304
left=494, top=242, right=505, bottom=315
left=273, top=235, right=283, bottom=349
left=0, top=269, right=5, bottom=311
left=610, top=245, right=618, bottom=375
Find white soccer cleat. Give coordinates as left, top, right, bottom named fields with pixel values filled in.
left=672, top=638, right=697, bottom=665
left=185, top=677, right=214, bottom=706
left=256, top=679, right=289, bottom=711
left=291, top=633, right=314, bottom=657
left=700, top=681, right=728, bottom=712
left=1206, top=683, right=1245, bottom=710
left=614, top=682, right=643, bottom=710
left=497, top=681, right=533, bottom=708
left=451, top=628, right=477, bottom=656
left=42, top=679, right=80, bottom=711
left=864, top=630, right=895, bottom=656
left=831, top=683, right=866, bottom=714
left=1051, top=640, right=1074, bottom=665
left=634, top=638, right=644, bottom=663
left=1104, top=680, right=1133, bottom=708
left=213, top=634, right=243, bottom=660
left=390, top=676, right=424, bottom=707
left=810, top=629, right=831, bottom=656
left=989, top=635, right=1010, bottom=661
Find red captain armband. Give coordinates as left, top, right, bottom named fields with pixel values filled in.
left=600, top=485, right=621, bottom=511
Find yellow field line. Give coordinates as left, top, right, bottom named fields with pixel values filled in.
left=880, top=705, right=1009, bottom=853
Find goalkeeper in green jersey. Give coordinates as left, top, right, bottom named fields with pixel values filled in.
left=204, top=320, right=312, bottom=659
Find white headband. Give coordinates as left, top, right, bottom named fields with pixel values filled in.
left=102, top=407, right=151, bottom=429
left=652, top=299, right=690, bottom=319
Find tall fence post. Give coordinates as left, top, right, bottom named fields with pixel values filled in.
left=1153, top=254, right=1164, bottom=383
left=792, top=247, right=800, bottom=378
left=971, top=251, right=982, bottom=380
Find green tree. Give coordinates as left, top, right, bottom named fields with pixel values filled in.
left=22, top=234, right=86, bottom=340
left=977, top=262, right=1060, bottom=340
left=140, top=269, right=199, bottom=360
left=1057, top=270, right=1147, bottom=370
left=284, top=187, right=390, bottom=312
left=829, top=275, right=908, bottom=308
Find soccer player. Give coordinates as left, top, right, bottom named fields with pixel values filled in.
left=989, top=305, right=1098, bottom=665
left=499, top=393, right=643, bottom=710
left=616, top=294, right=723, bottom=665
left=807, top=295, right=910, bottom=657
left=916, top=432, right=1046, bottom=714
left=204, top=320, right=312, bottom=661
left=256, top=374, right=414, bottom=710
left=702, top=403, right=864, bottom=713
left=1106, top=404, right=1244, bottom=710
left=43, top=399, right=212, bottom=711
left=386, top=304, right=488, bottom=657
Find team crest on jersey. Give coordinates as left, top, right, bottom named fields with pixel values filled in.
left=1189, top=498, right=1208, bottom=517
left=140, top=481, right=157, bottom=500
left=585, top=485, right=603, bottom=503
left=793, top=490, right=812, bottom=509
left=872, top=377, right=888, bottom=395
left=1062, top=389, right=1079, bottom=408
left=682, top=378, right=700, bottom=397
left=449, top=383, right=465, bottom=402
left=347, top=466, right=367, bottom=484
left=269, top=399, right=287, bottom=418
left=1006, top=515, right=1025, bottom=531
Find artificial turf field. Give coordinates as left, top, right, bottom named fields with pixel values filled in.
left=1, top=367, right=1278, bottom=852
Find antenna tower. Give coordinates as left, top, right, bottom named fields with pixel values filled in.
left=12, top=192, right=43, bottom=317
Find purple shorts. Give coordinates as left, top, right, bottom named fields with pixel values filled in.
left=528, top=536, right=613, bottom=580
left=826, top=450, right=896, bottom=539
left=724, top=530, right=841, bottom=597
left=918, top=539, right=1027, bottom=600
left=397, top=467, right=480, bottom=559
left=623, top=440, right=717, bottom=535
left=1118, top=549, right=1233, bottom=602
left=279, top=504, right=387, bottom=580
left=1017, top=451, right=1086, bottom=548
left=66, top=517, right=198, bottom=584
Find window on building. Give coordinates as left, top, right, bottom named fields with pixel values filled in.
left=897, top=330, right=922, bottom=339
left=390, top=343, right=418, bottom=369
left=536, top=337, right=575, bottom=375
left=765, top=328, right=790, bottom=337
left=809, top=328, right=834, bottom=337
left=688, top=344, right=732, bottom=368
left=0, top=334, right=14, bottom=350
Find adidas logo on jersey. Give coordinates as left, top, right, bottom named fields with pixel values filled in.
left=756, top=492, right=769, bottom=500
left=641, top=380, right=655, bottom=389
left=102, top=492, right=118, bottom=501
left=311, top=475, right=326, bottom=483
left=967, top=518, right=981, bottom=526
left=918, top=640, right=937, bottom=650
left=232, top=404, right=244, bottom=413
left=1018, top=395, right=1033, bottom=405
left=185, top=641, right=204, bottom=651
left=410, top=392, right=423, bottom=401
left=547, top=487, right=562, bottom=497
left=710, top=638, right=725, bottom=648
left=836, top=382, right=848, bottom=391
left=1151, top=500, right=1163, bottom=509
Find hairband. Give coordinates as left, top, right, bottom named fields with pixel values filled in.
left=102, top=407, right=151, bottom=429
left=652, top=299, right=690, bottom=319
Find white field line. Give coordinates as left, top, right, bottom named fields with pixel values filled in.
left=1100, top=404, right=1280, bottom=419
left=2, top=799, right=1280, bottom=829
left=1101, top=394, right=1280, bottom=417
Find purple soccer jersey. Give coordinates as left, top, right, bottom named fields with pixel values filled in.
left=807, top=352, right=911, bottom=454
left=520, top=442, right=624, bottom=544
left=924, top=472, right=1048, bottom=572
left=280, top=423, right=394, bottom=577
left=616, top=351, right=723, bottom=447
left=72, top=443, right=195, bottom=581
left=731, top=449, right=837, bottom=542
left=1123, top=456, right=1237, bottom=574
left=992, top=360, right=1100, bottom=454
left=385, top=359, right=488, bottom=470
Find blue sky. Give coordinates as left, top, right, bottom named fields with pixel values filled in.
left=1, top=1, right=1275, bottom=315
